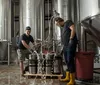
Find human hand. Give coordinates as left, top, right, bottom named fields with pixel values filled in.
left=68, top=39, right=74, bottom=48
left=69, top=39, right=73, bottom=45
left=29, top=48, right=34, bottom=53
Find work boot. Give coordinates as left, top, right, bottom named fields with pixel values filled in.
left=60, top=71, right=70, bottom=82
left=67, top=73, right=75, bottom=85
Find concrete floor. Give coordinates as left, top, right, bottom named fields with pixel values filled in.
left=0, top=65, right=100, bottom=85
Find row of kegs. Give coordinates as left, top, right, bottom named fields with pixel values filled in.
left=28, top=53, right=62, bottom=74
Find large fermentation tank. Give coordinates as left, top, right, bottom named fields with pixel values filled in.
left=53, top=0, right=71, bottom=52
left=79, top=0, right=99, bottom=21
left=45, top=53, right=54, bottom=74
left=77, top=0, right=100, bottom=50
left=81, top=14, right=100, bottom=46
left=20, top=0, right=41, bottom=39
left=77, top=0, right=100, bottom=77
left=0, top=41, right=8, bottom=61
left=0, top=0, right=11, bottom=62
left=29, top=54, right=37, bottom=74
left=0, top=0, right=11, bottom=40
left=53, top=55, right=62, bottom=74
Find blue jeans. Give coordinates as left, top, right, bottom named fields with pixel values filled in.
left=63, top=43, right=77, bottom=73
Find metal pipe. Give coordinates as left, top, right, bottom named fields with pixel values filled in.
left=84, top=30, right=87, bottom=51
left=36, top=8, right=41, bottom=39
left=53, top=0, right=63, bottom=42
left=76, top=0, right=81, bottom=51
left=81, top=26, right=85, bottom=51
left=40, top=0, right=44, bottom=53
left=0, top=0, right=2, bottom=39
left=8, top=42, right=10, bottom=65
left=58, top=0, right=63, bottom=18
left=40, top=0, right=44, bottom=41
left=65, top=0, right=71, bottom=20
left=70, top=0, right=76, bottom=21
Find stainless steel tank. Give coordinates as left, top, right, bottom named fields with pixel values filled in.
left=37, top=54, right=45, bottom=74
left=29, top=54, right=37, bottom=74
left=20, top=0, right=41, bottom=39
left=53, top=0, right=71, bottom=53
left=0, top=0, right=11, bottom=40
left=0, top=41, right=8, bottom=60
left=81, top=14, right=100, bottom=47
left=0, top=0, right=11, bottom=61
left=76, top=0, right=100, bottom=50
left=45, top=53, right=54, bottom=74
left=79, top=0, right=99, bottom=21
left=53, top=55, right=62, bottom=74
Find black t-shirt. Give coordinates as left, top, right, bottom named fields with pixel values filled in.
left=61, top=20, right=77, bottom=46
left=18, top=33, right=34, bottom=49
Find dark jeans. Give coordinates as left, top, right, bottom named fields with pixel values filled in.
left=63, top=42, right=77, bottom=73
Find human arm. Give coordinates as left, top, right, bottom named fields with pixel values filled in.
left=69, top=24, right=76, bottom=39
left=67, top=20, right=76, bottom=45
left=30, top=36, right=35, bottom=45
left=22, top=40, right=34, bottom=53
left=21, top=40, right=30, bottom=49
left=21, top=35, right=34, bottom=53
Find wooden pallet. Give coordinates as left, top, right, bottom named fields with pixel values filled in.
left=24, top=72, right=63, bottom=79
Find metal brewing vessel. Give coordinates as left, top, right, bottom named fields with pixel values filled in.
left=45, top=53, right=54, bottom=74
left=29, top=54, right=37, bottom=74
left=53, top=55, right=62, bottom=74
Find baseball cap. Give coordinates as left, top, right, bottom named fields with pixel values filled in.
left=26, top=26, right=31, bottom=30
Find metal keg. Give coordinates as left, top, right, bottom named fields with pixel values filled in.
left=37, top=54, right=45, bottom=74
left=29, top=54, right=37, bottom=74
left=53, top=55, right=62, bottom=74
left=45, top=53, right=54, bottom=74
